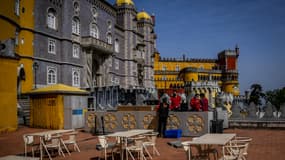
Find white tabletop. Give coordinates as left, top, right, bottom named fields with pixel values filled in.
left=189, top=133, right=236, bottom=145
left=106, top=129, right=153, bottom=138
left=24, top=129, right=74, bottom=137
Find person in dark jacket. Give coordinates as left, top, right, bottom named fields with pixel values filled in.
left=158, top=97, right=169, bottom=137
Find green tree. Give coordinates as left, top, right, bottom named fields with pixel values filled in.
left=248, top=83, right=265, bottom=106
left=266, top=87, right=285, bottom=111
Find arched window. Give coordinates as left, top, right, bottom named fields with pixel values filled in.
left=72, top=69, right=80, bottom=87
left=106, top=33, right=112, bottom=44
left=114, top=39, right=119, bottom=53
left=90, top=23, right=99, bottom=38
left=47, top=8, right=56, bottom=29
left=72, top=44, right=80, bottom=58
left=72, top=17, right=80, bottom=35
left=47, top=67, right=57, bottom=84
left=175, top=65, right=180, bottom=71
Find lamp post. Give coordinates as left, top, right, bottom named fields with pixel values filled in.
left=33, top=62, right=39, bottom=89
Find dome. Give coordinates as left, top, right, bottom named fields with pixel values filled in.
left=137, top=11, right=151, bottom=20
left=116, top=0, right=134, bottom=6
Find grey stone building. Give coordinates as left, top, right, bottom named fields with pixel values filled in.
left=33, top=0, right=157, bottom=107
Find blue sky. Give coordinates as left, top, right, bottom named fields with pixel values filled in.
left=108, top=0, right=285, bottom=94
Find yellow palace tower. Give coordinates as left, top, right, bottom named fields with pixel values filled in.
left=0, top=0, right=35, bottom=132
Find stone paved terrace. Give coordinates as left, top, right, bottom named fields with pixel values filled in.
left=0, top=126, right=284, bottom=160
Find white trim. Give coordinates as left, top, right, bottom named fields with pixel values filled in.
left=72, top=43, right=80, bottom=58
left=48, top=38, right=56, bottom=54
left=106, top=32, right=112, bottom=44
left=15, top=0, right=20, bottom=16
left=72, top=17, right=80, bottom=35
left=90, top=22, right=99, bottom=38
left=72, top=68, right=80, bottom=87
left=47, top=8, right=56, bottom=29
left=114, top=39, right=119, bottom=53
left=47, top=66, right=57, bottom=84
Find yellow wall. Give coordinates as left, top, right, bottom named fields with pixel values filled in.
left=0, top=57, right=18, bottom=133
left=154, top=53, right=217, bottom=90
left=154, top=53, right=239, bottom=95
left=0, top=20, right=16, bottom=40
left=17, top=0, right=35, bottom=93
left=185, top=72, right=198, bottom=81
left=0, top=0, right=35, bottom=93
left=0, top=0, right=19, bottom=39
left=223, top=81, right=240, bottom=96
left=30, top=95, right=64, bottom=129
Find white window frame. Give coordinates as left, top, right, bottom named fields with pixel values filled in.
left=114, top=39, right=119, bottom=53
left=162, top=66, right=167, bottom=71
left=47, top=66, right=57, bottom=84
left=72, top=68, right=80, bottom=87
left=48, top=38, right=56, bottom=54
left=72, top=17, right=80, bottom=35
left=15, top=0, right=20, bottom=16
left=47, top=9, right=56, bottom=29
left=106, top=33, right=112, bottom=44
left=90, top=23, right=99, bottom=38
left=175, top=65, right=180, bottom=71
left=72, top=44, right=80, bottom=58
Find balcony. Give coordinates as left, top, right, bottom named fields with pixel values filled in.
left=81, top=36, right=113, bottom=55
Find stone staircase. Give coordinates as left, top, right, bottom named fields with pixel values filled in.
left=18, top=96, right=30, bottom=126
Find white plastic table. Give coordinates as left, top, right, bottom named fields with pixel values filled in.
left=24, top=129, right=74, bottom=160
left=185, top=133, right=236, bottom=160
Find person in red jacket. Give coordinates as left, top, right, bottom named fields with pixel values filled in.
left=200, top=93, right=209, bottom=111
left=190, top=94, right=201, bottom=111
left=170, top=91, right=181, bottom=111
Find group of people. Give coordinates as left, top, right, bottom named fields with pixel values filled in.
left=157, top=92, right=209, bottom=137
left=158, top=91, right=209, bottom=112
left=189, top=93, right=209, bottom=112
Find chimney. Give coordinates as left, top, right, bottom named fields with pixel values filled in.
left=235, top=44, right=239, bottom=57
left=151, top=13, right=155, bottom=26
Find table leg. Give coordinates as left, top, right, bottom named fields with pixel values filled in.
left=40, top=137, right=43, bottom=160
left=121, top=137, right=125, bottom=160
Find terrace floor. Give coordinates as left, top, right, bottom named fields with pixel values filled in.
left=0, top=126, right=284, bottom=160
